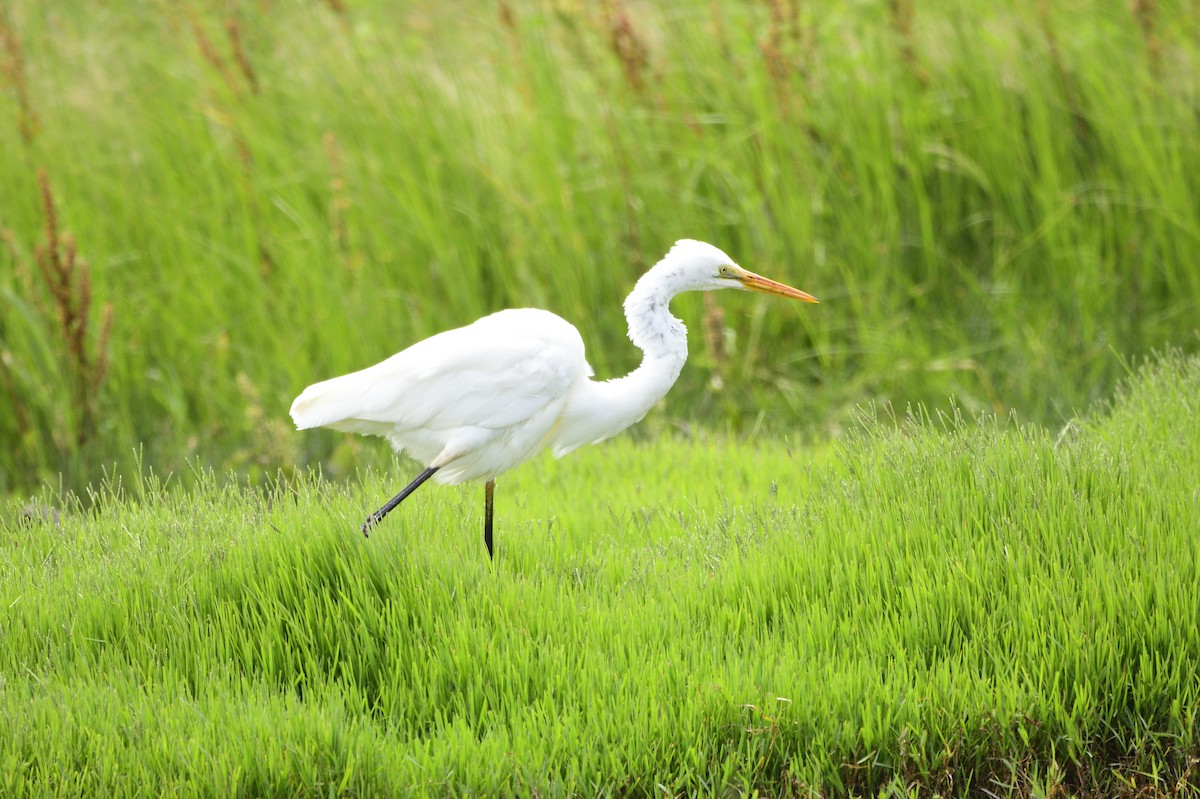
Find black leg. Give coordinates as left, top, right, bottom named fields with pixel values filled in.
left=362, top=465, right=439, bottom=537
left=484, top=479, right=495, bottom=560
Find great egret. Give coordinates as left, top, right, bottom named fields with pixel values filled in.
left=290, top=240, right=818, bottom=558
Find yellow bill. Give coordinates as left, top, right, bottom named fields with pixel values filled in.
left=738, top=270, right=820, bottom=303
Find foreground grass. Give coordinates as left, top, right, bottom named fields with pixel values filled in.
left=2, top=0, right=1199, bottom=492
left=2, top=354, right=1198, bottom=797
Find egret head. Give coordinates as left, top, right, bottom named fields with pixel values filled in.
left=663, top=239, right=819, bottom=302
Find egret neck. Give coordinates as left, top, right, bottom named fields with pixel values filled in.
left=552, top=259, right=692, bottom=455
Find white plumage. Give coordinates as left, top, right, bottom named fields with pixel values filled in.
left=290, top=239, right=818, bottom=557
left=291, top=308, right=588, bottom=484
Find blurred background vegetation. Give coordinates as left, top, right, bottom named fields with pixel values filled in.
left=0, top=0, right=1197, bottom=495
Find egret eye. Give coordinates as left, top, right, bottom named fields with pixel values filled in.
left=719, top=265, right=731, bottom=276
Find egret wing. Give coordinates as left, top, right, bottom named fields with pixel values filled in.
left=290, top=309, right=591, bottom=436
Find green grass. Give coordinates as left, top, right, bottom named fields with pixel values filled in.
left=2, top=4, right=1198, bottom=791
left=3, top=353, right=1198, bottom=797
left=1, top=1, right=1199, bottom=493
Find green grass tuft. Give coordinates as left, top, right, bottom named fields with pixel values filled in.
left=3, top=353, right=1197, bottom=797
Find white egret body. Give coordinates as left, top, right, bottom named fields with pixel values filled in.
left=290, top=240, right=818, bottom=557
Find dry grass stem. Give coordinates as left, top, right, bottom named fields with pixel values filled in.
left=186, top=7, right=241, bottom=96
left=0, top=10, right=38, bottom=142
left=888, top=0, right=930, bottom=85
left=225, top=16, right=260, bottom=94
left=1131, top=0, right=1161, bottom=79
left=602, top=0, right=651, bottom=95
left=28, top=170, right=114, bottom=446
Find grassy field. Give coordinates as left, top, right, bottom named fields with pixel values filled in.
left=2, top=353, right=1198, bottom=797
left=3, top=2, right=1199, bottom=795
left=1, top=1, right=1198, bottom=493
